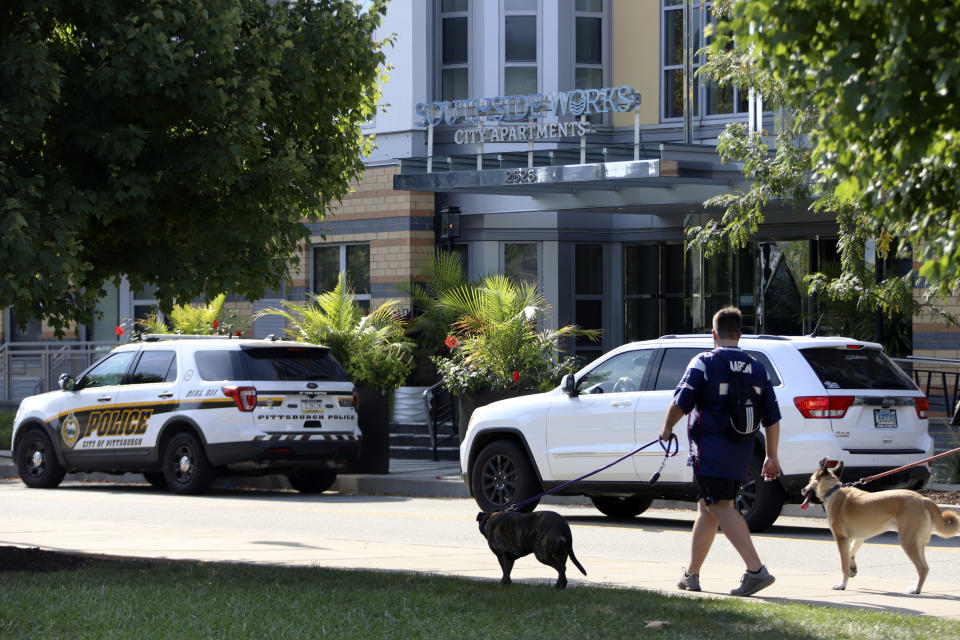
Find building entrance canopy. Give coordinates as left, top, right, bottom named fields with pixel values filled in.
left=392, top=143, right=748, bottom=214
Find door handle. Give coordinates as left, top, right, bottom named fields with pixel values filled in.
left=610, top=400, right=633, bottom=408
left=97, top=395, right=111, bottom=402
left=158, top=392, right=174, bottom=399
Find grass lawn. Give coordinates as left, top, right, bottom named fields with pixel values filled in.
left=0, top=555, right=956, bottom=640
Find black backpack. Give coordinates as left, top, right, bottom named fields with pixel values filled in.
left=719, top=351, right=763, bottom=441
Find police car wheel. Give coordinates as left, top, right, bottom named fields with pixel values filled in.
left=16, top=429, right=66, bottom=489
left=590, top=495, right=654, bottom=518
left=735, top=454, right=785, bottom=533
left=162, top=432, right=214, bottom=495
left=287, top=470, right=337, bottom=493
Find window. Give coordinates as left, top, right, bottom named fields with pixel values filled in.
left=131, top=351, right=177, bottom=384
left=195, top=351, right=245, bottom=382
left=504, top=242, right=538, bottom=284
left=504, top=0, right=538, bottom=96
left=133, top=284, right=161, bottom=330
left=78, top=352, right=136, bottom=389
left=313, top=244, right=371, bottom=311
left=440, top=0, right=469, bottom=101
left=240, top=346, right=350, bottom=382
left=801, top=348, right=915, bottom=391
left=574, top=244, right=603, bottom=358
left=574, top=0, right=604, bottom=123
left=578, top=349, right=654, bottom=395
left=624, top=243, right=686, bottom=341
left=9, top=311, right=41, bottom=342
left=653, top=347, right=781, bottom=391
left=661, top=0, right=749, bottom=120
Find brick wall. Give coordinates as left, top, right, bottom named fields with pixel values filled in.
left=912, top=253, right=960, bottom=360
left=304, top=165, right=436, bottom=310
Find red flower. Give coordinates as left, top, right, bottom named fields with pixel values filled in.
left=213, top=319, right=219, bottom=329
left=445, top=335, right=458, bottom=348
left=114, top=325, right=124, bottom=337
left=512, top=371, right=520, bottom=383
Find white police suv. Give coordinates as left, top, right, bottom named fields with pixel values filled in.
left=11, top=335, right=360, bottom=495
left=460, top=335, right=932, bottom=531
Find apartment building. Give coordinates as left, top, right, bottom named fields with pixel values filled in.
left=3, top=1, right=957, bottom=404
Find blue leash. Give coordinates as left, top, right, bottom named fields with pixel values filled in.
left=505, top=433, right=679, bottom=512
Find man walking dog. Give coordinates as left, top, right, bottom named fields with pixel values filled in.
left=659, top=306, right=782, bottom=597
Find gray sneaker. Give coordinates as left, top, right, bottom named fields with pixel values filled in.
left=678, top=568, right=701, bottom=592
left=730, top=565, right=775, bottom=597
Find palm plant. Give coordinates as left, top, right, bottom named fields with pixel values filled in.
left=405, top=249, right=471, bottom=359
left=138, top=293, right=241, bottom=335
left=255, top=272, right=414, bottom=394
left=433, top=274, right=599, bottom=395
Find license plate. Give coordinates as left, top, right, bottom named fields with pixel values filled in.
left=301, top=400, right=324, bottom=413
left=874, top=409, right=898, bottom=428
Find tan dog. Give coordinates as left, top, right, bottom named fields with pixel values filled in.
left=801, top=458, right=959, bottom=594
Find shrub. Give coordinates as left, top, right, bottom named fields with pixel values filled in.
left=432, top=274, right=598, bottom=395
left=255, top=273, right=415, bottom=395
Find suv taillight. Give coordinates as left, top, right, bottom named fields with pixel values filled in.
left=353, top=388, right=359, bottom=411
left=223, top=386, right=257, bottom=412
left=793, top=395, right=854, bottom=419
left=915, top=396, right=929, bottom=419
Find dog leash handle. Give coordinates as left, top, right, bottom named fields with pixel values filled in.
left=649, top=434, right=679, bottom=485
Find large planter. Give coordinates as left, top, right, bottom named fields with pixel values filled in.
left=457, top=389, right=537, bottom=440
left=344, top=387, right=390, bottom=474
left=391, top=386, right=430, bottom=424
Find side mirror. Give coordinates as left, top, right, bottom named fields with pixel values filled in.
left=58, top=373, right=76, bottom=392
left=561, top=374, right=578, bottom=397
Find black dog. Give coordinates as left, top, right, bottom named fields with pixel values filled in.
left=476, top=510, right=586, bottom=589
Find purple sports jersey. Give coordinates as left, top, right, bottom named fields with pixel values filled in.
left=673, top=347, right=781, bottom=481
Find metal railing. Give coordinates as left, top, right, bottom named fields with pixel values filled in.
left=0, top=341, right=116, bottom=405
left=423, top=381, right=458, bottom=461
left=892, top=356, right=960, bottom=422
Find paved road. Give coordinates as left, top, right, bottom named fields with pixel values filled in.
left=2, top=479, right=959, bottom=619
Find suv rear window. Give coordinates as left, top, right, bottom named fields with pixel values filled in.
left=241, top=346, right=349, bottom=382
left=800, top=347, right=916, bottom=390
left=194, top=347, right=349, bottom=382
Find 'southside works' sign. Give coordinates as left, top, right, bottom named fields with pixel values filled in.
left=415, top=86, right=638, bottom=143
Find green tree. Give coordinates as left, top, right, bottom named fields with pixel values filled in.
left=1, top=0, right=388, bottom=335
left=691, top=0, right=956, bottom=332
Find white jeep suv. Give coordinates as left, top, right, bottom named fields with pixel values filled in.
left=460, top=335, right=932, bottom=531
left=11, top=335, right=360, bottom=495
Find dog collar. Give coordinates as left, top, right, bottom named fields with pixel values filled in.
left=823, top=485, right=841, bottom=500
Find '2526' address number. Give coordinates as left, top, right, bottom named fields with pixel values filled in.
left=505, top=168, right=538, bottom=184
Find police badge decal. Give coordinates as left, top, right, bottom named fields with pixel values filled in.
left=61, top=412, right=80, bottom=448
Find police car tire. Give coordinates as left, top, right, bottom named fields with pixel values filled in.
left=590, top=494, right=654, bottom=518
left=471, top=440, right=541, bottom=514
left=162, top=432, right=215, bottom=495
left=287, top=470, right=337, bottom=494
left=736, top=453, right=785, bottom=533
left=16, top=428, right=66, bottom=489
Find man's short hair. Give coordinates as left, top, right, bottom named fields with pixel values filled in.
left=713, top=306, right=742, bottom=339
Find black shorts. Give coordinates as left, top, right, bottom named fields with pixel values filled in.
left=694, top=474, right=743, bottom=505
